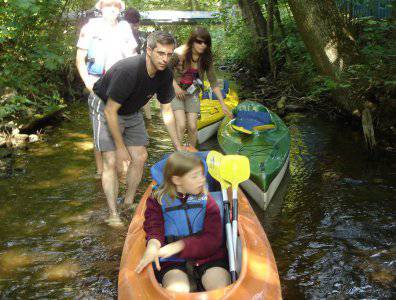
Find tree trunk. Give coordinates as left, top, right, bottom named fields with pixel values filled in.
left=267, top=0, right=276, bottom=77
left=287, top=0, right=359, bottom=78
left=238, top=0, right=270, bottom=71
left=274, top=0, right=292, bottom=65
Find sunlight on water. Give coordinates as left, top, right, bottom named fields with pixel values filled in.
left=0, top=103, right=394, bottom=299
left=0, top=104, right=173, bottom=298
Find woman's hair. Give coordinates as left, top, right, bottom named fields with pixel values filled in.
left=155, top=152, right=204, bottom=204
left=183, top=26, right=213, bottom=72
left=124, top=7, right=140, bottom=24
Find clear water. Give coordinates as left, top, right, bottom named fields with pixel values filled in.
left=0, top=104, right=395, bottom=299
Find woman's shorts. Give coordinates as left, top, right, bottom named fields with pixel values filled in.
left=171, top=94, right=200, bottom=113
left=154, top=259, right=228, bottom=285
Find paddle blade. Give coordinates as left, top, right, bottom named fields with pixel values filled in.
left=220, top=155, right=250, bottom=187
left=206, top=151, right=223, bottom=182
left=206, top=151, right=230, bottom=189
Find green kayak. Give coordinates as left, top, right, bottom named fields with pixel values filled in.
left=218, top=101, right=290, bottom=210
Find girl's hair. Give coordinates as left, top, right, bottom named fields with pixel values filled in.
left=154, top=152, right=204, bottom=204
left=183, top=26, right=213, bottom=72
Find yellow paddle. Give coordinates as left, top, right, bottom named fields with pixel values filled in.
left=206, top=151, right=237, bottom=282
left=220, top=155, right=250, bottom=261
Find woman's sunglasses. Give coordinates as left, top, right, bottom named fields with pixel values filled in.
left=195, top=39, right=208, bottom=45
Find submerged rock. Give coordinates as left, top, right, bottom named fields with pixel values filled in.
left=322, top=171, right=341, bottom=182
left=342, top=178, right=365, bottom=185
left=0, top=250, right=37, bottom=271
left=285, top=104, right=306, bottom=112
left=42, top=262, right=80, bottom=281
left=28, top=134, right=39, bottom=143
left=0, top=134, right=6, bottom=147
left=11, top=134, right=29, bottom=148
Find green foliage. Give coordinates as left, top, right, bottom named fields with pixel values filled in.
left=125, top=0, right=220, bottom=11
left=307, top=18, right=395, bottom=104
left=211, top=11, right=262, bottom=71
left=0, top=0, right=85, bottom=124
left=0, top=95, right=34, bottom=121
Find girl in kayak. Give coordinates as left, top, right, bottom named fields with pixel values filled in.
left=135, top=151, right=230, bottom=292
left=169, top=27, right=233, bottom=147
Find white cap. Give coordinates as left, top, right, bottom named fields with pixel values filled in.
left=95, top=0, right=125, bottom=12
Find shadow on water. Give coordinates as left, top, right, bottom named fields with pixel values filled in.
left=0, top=102, right=395, bottom=299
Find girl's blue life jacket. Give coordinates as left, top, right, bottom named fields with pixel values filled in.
left=158, top=192, right=207, bottom=263
left=161, top=193, right=207, bottom=244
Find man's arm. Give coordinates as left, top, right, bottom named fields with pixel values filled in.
left=104, top=99, right=131, bottom=161
left=76, top=48, right=94, bottom=92
left=160, top=103, right=182, bottom=150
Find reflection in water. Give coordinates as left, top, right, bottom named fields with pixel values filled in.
left=268, top=115, right=396, bottom=299
left=0, top=105, right=395, bottom=298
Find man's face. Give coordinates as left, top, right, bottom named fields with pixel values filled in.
left=101, top=1, right=120, bottom=22
left=147, top=43, right=174, bottom=71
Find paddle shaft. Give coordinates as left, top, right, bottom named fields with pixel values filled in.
left=231, top=188, right=238, bottom=260
left=222, top=189, right=237, bottom=282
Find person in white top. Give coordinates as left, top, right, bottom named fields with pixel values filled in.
left=76, top=0, right=137, bottom=178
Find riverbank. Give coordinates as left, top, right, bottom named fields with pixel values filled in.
left=220, top=62, right=396, bottom=152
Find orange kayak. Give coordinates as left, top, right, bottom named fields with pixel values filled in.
left=118, top=175, right=282, bottom=299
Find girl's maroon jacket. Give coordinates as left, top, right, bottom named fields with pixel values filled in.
left=143, top=192, right=226, bottom=266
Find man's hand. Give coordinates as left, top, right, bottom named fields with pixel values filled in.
left=175, top=85, right=186, bottom=100
left=116, top=146, right=131, bottom=164
left=104, top=99, right=128, bottom=158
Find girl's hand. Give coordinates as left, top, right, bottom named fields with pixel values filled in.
left=175, top=85, right=187, bottom=100
left=221, top=104, right=234, bottom=119
left=135, top=240, right=161, bottom=273
left=158, top=240, right=185, bottom=259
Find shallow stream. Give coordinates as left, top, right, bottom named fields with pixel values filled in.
left=0, top=103, right=394, bottom=299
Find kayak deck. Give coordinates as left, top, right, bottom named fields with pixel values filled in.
left=218, top=108, right=290, bottom=193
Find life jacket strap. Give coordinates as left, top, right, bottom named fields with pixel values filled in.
left=165, top=230, right=204, bottom=244
left=164, top=202, right=203, bottom=212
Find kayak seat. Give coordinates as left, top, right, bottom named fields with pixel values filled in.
left=232, top=110, right=275, bottom=134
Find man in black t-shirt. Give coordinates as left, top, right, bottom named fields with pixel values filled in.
left=89, top=31, right=181, bottom=226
